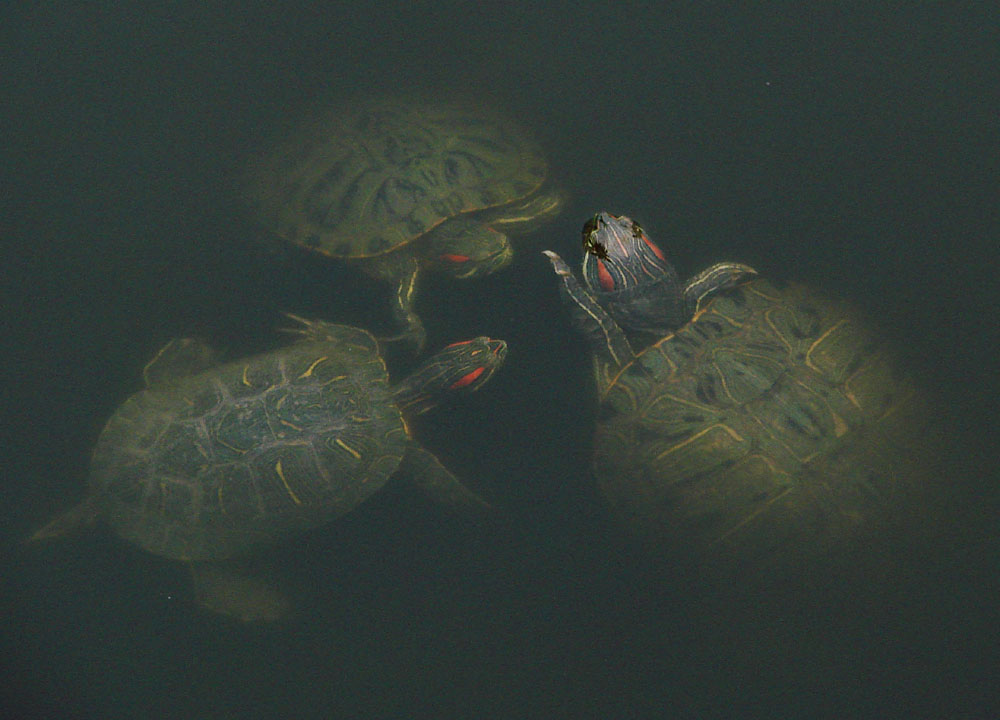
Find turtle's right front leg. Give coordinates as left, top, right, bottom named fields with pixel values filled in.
left=543, top=251, right=634, bottom=370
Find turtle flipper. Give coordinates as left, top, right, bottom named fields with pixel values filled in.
left=143, top=338, right=218, bottom=387
left=280, top=313, right=377, bottom=350
left=683, top=262, right=758, bottom=315
left=543, top=250, right=634, bottom=373
left=190, top=560, right=291, bottom=623
left=26, top=497, right=100, bottom=543
left=386, top=262, right=427, bottom=353
left=400, top=445, right=493, bottom=518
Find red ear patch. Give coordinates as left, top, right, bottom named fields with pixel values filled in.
left=641, top=234, right=666, bottom=262
left=441, top=340, right=472, bottom=350
left=439, top=253, right=470, bottom=263
left=597, top=259, right=615, bottom=291
left=449, top=366, right=485, bottom=389
left=443, top=339, right=473, bottom=349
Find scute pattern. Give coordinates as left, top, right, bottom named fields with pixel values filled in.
left=595, top=279, right=932, bottom=570
left=243, top=98, right=549, bottom=258
left=90, top=326, right=408, bottom=562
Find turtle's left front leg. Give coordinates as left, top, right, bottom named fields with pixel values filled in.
left=683, top=262, right=758, bottom=315
left=384, top=260, right=427, bottom=352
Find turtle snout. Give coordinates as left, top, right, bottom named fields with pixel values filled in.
left=484, top=338, right=507, bottom=362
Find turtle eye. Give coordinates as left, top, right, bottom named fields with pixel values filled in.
left=631, top=221, right=643, bottom=238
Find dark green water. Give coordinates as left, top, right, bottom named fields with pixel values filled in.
left=3, top=3, right=997, bottom=718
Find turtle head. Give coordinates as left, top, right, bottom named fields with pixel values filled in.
left=581, top=212, right=677, bottom=294
left=578, top=212, right=757, bottom=332
left=427, top=218, right=513, bottom=279
left=579, top=212, right=690, bottom=332
left=393, top=336, right=507, bottom=416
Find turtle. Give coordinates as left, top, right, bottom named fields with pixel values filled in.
left=240, top=95, right=567, bottom=350
left=28, top=316, right=507, bottom=622
left=544, top=212, right=937, bottom=581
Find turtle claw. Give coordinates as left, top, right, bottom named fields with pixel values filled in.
left=278, top=313, right=363, bottom=345
left=278, top=313, right=315, bottom=337
left=542, top=250, right=572, bottom=276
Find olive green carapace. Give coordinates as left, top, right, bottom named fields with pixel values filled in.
left=32, top=319, right=504, bottom=622
left=241, top=97, right=565, bottom=349
left=92, top=324, right=404, bottom=562
left=243, top=97, right=552, bottom=259
left=593, top=279, right=936, bottom=572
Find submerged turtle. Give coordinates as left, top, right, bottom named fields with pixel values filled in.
left=30, top=316, right=506, bottom=621
left=240, top=96, right=566, bottom=350
left=545, top=212, right=936, bottom=579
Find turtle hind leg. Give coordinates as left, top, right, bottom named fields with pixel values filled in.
left=190, top=560, right=291, bottom=624
left=25, top=498, right=100, bottom=543
left=400, top=446, right=494, bottom=520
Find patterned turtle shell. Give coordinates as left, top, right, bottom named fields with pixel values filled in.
left=90, top=322, right=406, bottom=562
left=241, top=96, right=551, bottom=258
left=546, top=214, right=937, bottom=579
left=594, top=278, right=934, bottom=573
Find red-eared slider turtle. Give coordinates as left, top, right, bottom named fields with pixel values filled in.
left=240, top=96, right=566, bottom=350
left=30, top=316, right=506, bottom=622
left=544, top=213, right=936, bottom=580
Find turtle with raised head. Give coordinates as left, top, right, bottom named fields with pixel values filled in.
left=29, top=316, right=506, bottom=621
left=240, top=96, right=566, bottom=350
left=545, top=212, right=936, bottom=580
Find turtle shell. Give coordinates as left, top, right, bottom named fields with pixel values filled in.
left=594, top=278, right=935, bottom=574
left=90, top=324, right=407, bottom=562
left=241, top=97, right=550, bottom=258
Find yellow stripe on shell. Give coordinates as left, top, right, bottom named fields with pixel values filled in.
left=275, top=459, right=303, bottom=505
left=655, top=423, right=746, bottom=462
left=298, top=356, right=329, bottom=379
left=334, top=438, right=362, bottom=459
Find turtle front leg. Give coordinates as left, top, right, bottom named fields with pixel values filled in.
left=543, top=251, right=634, bottom=370
left=384, top=261, right=427, bottom=352
left=399, top=445, right=493, bottom=518
left=683, top=262, right=758, bottom=315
